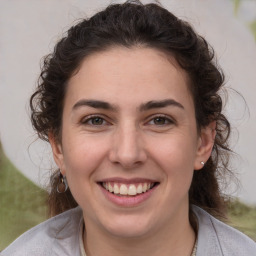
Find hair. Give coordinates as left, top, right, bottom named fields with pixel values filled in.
left=30, top=0, right=232, bottom=221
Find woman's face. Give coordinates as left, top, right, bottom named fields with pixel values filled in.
left=51, top=47, right=214, bottom=238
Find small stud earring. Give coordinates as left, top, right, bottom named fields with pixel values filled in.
left=200, top=161, right=205, bottom=166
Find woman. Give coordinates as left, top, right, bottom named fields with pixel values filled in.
left=2, top=1, right=255, bottom=256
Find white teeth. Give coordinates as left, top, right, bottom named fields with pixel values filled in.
left=109, top=184, right=113, bottom=192
left=114, top=184, right=119, bottom=194
left=120, top=184, right=128, bottom=195
left=102, top=182, right=155, bottom=196
left=137, top=184, right=143, bottom=194
left=128, top=185, right=136, bottom=195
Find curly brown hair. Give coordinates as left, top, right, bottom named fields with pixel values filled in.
left=30, top=1, right=232, bottom=220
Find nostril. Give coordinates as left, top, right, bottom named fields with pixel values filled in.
left=120, top=160, right=144, bottom=170
left=109, top=153, right=147, bottom=169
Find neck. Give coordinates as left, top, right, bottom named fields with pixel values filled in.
left=83, top=212, right=196, bottom=256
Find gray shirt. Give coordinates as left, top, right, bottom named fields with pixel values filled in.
left=1, top=205, right=256, bottom=256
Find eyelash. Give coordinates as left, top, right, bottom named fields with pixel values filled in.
left=81, top=115, right=110, bottom=126
left=146, top=114, right=175, bottom=126
left=80, top=114, right=175, bottom=127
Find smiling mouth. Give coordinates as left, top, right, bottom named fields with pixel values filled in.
left=99, top=181, right=159, bottom=197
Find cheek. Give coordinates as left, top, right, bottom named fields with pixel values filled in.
left=149, top=134, right=197, bottom=186
left=152, top=133, right=197, bottom=166
left=61, top=135, right=108, bottom=181
left=61, top=137, right=109, bottom=208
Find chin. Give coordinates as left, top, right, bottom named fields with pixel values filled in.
left=102, top=215, right=153, bottom=239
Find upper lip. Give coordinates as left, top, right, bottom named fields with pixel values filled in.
left=98, top=177, right=159, bottom=184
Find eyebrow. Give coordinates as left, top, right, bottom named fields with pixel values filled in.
left=72, top=99, right=184, bottom=112
left=73, top=99, right=117, bottom=111
left=139, top=99, right=184, bottom=111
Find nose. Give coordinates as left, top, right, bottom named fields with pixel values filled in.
left=108, top=123, right=147, bottom=169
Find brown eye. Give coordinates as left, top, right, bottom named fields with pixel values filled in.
left=90, top=117, right=104, bottom=125
left=153, top=117, right=167, bottom=125
left=148, top=116, right=173, bottom=126
left=82, top=116, right=107, bottom=126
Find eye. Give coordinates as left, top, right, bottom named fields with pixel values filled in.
left=81, top=116, right=108, bottom=126
left=147, top=115, right=175, bottom=126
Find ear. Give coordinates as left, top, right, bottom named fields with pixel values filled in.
left=194, top=121, right=216, bottom=170
left=49, top=133, right=66, bottom=176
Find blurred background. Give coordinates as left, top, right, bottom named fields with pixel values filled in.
left=0, top=0, right=256, bottom=250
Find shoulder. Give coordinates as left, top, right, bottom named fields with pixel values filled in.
left=0, top=207, right=83, bottom=256
left=192, top=205, right=256, bottom=256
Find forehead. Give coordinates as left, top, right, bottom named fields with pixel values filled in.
left=66, top=46, right=193, bottom=108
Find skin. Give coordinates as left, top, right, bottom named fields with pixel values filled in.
left=50, top=47, right=216, bottom=256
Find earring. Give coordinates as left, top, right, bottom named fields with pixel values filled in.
left=200, top=161, right=205, bottom=166
left=57, top=171, right=68, bottom=193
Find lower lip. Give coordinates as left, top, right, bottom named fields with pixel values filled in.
left=99, top=185, right=158, bottom=207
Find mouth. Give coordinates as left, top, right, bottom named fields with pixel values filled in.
left=99, top=180, right=159, bottom=197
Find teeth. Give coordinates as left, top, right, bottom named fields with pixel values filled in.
left=102, top=182, right=155, bottom=196
left=142, top=183, right=147, bottom=192
left=114, top=184, right=119, bottom=194
left=109, top=184, right=113, bottom=193
left=137, top=184, right=143, bottom=194
left=120, top=184, right=128, bottom=195
left=128, top=185, right=136, bottom=195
